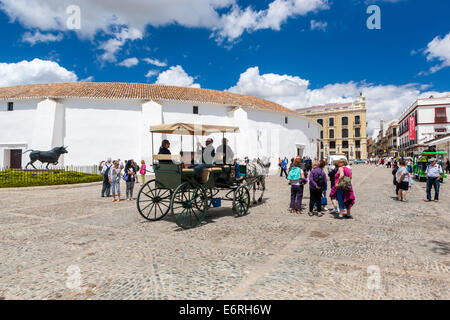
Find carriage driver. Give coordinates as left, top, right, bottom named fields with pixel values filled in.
left=215, top=138, right=234, bottom=165
left=196, top=138, right=215, bottom=165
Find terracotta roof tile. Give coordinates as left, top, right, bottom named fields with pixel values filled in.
left=0, top=82, right=303, bottom=116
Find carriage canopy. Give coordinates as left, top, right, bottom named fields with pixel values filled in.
left=150, top=123, right=239, bottom=135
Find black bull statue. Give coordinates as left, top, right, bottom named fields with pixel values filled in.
left=23, top=146, right=68, bottom=169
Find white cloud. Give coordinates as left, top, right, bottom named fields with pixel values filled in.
left=310, top=19, right=327, bottom=31
left=80, top=75, right=94, bottom=82
left=145, top=70, right=159, bottom=78
left=423, top=31, right=450, bottom=73
left=0, top=0, right=328, bottom=44
left=228, top=66, right=446, bottom=135
left=21, top=30, right=63, bottom=45
left=118, top=57, right=139, bottom=67
left=215, top=0, right=329, bottom=42
left=98, top=27, right=142, bottom=62
left=155, top=65, right=200, bottom=88
left=0, top=0, right=232, bottom=37
left=143, top=57, right=167, bottom=67
left=0, top=58, right=78, bottom=87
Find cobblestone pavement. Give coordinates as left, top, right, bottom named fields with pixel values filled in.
left=0, top=166, right=448, bottom=299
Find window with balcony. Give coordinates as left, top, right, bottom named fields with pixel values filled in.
left=435, top=107, right=447, bottom=123
left=329, top=117, right=334, bottom=127
left=355, top=140, right=360, bottom=148
left=342, top=141, right=349, bottom=149
left=342, top=116, right=348, bottom=126
left=355, top=128, right=360, bottom=137
left=329, top=129, right=334, bottom=138
left=355, top=115, right=360, bottom=125
left=329, top=141, right=336, bottom=149
left=342, top=129, right=348, bottom=138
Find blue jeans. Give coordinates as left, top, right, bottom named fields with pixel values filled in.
left=111, top=180, right=120, bottom=195
left=336, top=189, right=345, bottom=210
left=426, top=178, right=440, bottom=200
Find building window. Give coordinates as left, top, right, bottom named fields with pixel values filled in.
left=342, top=116, right=348, bottom=126
left=320, top=131, right=323, bottom=139
left=355, top=128, right=360, bottom=137
left=342, top=141, right=349, bottom=149
left=329, top=141, right=336, bottom=149
left=393, top=128, right=397, bottom=136
left=355, top=115, right=360, bottom=125
left=329, top=129, right=334, bottom=138
left=7, top=102, right=13, bottom=111
left=329, top=117, right=334, bottom=127
left=193, top=106, right=199, bottom=114
left=435, top=107, right=447, bottom=123
left=320, top=142, right=324, bottom=149
left=355, top=140, right=361, bottom=148
left=285, top=117, right=288, bottom=124
left=342, top=129, right=348, bottom=138
left=317, top=119, right=323, bottom=126
left=435, top=128, right=447, bottom=138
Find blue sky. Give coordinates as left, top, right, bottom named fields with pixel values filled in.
left=0, top=0, right=449, bottom=134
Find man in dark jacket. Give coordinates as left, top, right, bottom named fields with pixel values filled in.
left=308, top=160, right=327, bottom=216
left=392, top=162, right=399, bottom=197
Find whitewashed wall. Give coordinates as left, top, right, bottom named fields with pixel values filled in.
left=0, top=97, right=320, bottom=169
left=0, top=99, right=37, bottom=167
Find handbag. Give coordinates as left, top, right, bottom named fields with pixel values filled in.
left=122, top=172, right=129, bottom=181
left=337, top=176, right=352, bottom=191
left=321, top=196, right=327, bottom=205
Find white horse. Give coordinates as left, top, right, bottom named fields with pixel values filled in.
left=244, top=157, right=271, bottom=205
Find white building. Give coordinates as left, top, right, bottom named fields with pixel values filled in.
left=0, top=82, right=320, bottom=171
left=398, top=95, right=450, bottom=156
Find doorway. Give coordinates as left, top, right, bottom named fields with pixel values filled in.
left=10, top=149, right=22, bottom=169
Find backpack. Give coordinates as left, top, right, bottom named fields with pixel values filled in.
left=103, top=164, right=111, bottom=181
left=316, top=171, right=325, bottom=188
left=287, top=167, right=301, bottom=180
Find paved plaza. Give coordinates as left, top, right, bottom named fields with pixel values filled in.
left=0, top=165, right=448, bottom=299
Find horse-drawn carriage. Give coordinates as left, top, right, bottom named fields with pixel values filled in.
left=136, top=123, right=268, bottom=229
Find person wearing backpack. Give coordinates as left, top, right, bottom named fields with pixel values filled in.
left=287, top=158, right=307, bottom=214
left=334, top=158, right=355, bottom=219
left=100, top=158, right=112, bottom=197
left=308, top=160, right=327, bottom=217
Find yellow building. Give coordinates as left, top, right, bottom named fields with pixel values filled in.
left=296, top=95, right=368, bottom=160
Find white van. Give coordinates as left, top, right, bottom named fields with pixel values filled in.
left=328, top=154, right=351, bottom=171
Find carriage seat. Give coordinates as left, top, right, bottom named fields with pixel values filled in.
left=211, top=167, right=223, bottom=172
left=153, top=154, right=181, bottom=161
left=182, top=168, right=195, bottom=173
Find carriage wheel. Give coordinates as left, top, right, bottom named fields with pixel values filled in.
left=233, top=185, right=250, bottom=216
left=136, top=179, right=172, bottom=221
left=170, top=182, right=208, bottom=229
